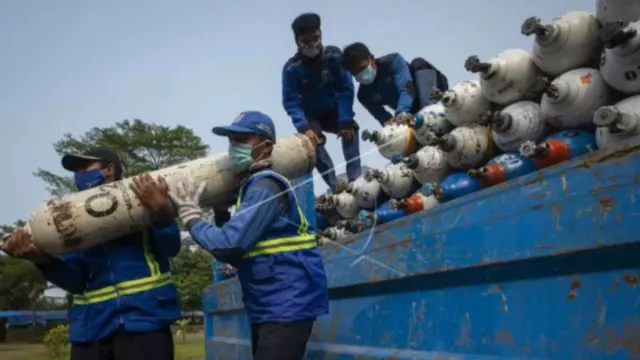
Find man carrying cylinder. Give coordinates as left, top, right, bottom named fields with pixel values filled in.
left=341, top=42, right=449, bottom=126
left=282, top=12, right=362, bottom=191
left=169, top=111, right=329, bottom=360
left=1, top=147, right=182, bottom=360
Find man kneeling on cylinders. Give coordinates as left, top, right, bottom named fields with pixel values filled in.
left=341, top=42, right=449, bottom=126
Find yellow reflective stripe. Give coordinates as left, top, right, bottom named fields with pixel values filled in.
left=244, top=236, right=317, bottom=258
left=74, top=273, right=173, bottom=305
left=141, top=230, right=160, bottom=277
left=252, top=234, right=316, bottom=249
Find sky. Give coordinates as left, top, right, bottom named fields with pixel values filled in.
left=0, top=0, right=594, bottom=228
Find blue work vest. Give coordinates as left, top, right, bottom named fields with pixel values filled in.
left=234, top=170, right=329, bottom=324
left=68, top=230, right=180, bottom=342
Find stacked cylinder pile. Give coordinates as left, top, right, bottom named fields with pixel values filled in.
left=317, top=3, right=640, bottom=244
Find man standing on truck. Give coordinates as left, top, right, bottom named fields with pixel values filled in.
left=282, top=12, right=361, bottom=191
left=341, top=42, right=449, bottom=126
left=1, top=147, right=182, bottom=360
left=168, top=111, right=329, bottom=360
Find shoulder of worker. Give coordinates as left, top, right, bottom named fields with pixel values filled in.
left=283, top=54, right=304, bottom=74
left=376, top=53, right=405, bottom=72
left=323, top=45, right=342, bottom=61
left=244, top=173, right=290, bottom=209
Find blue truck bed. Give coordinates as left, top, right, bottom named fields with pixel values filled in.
left=203, top=138, right=640, bottom=360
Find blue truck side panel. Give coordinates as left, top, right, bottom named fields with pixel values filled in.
left=204, top=140, right=640, bottom=359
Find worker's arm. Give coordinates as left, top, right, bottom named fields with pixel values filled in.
left=187, top=179, right=287, bottom=263
left=149, top=220, right=181, bottom=257
left=358, top=89, right=392, bottom=126
left=36, top=253, right=87, bottom=295
left=391, top=54, right=416, bottom=114
left=282, top=62, right=311, bottom=133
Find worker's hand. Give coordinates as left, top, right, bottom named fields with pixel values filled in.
left=337, top=128, right=355, bottom=142
left=304, top=129, right=321, bottom=145
left=130, top=174, right=172, bottom=214
left=168, top=178, right=206, bottom=227
left=0, top=227, right=52, bottom=264
left=392, top=112, right=413, bottom=125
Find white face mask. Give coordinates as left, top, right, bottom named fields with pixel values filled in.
left=355, top=63, right=377, bottom=85
left=299, top=41, right=322, bottom=58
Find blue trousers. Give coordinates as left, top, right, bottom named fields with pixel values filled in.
left=409, top=57, right=449, bottom=108
left=305, top=109, right=362, bottom=190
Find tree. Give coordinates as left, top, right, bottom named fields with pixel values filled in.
left=34, top=119, right=210, bottom=197
left=0, top=254, right=47, bottom=310
left=171, top=247, right=213, bottom=312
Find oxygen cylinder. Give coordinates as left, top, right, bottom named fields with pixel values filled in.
left=412, top=103, right=455, bottom=145
left=521, top=11, right=602, bottom=76
left=27, top=134, right=316, bottom=256
left=325, top=191, right=360, bottom=220
left=391, top=193, right=439, bottom=214
left=430, top=80, right=492, bottom=126
left=519, top=130, right=598, bottom=168
left=319, top=227, right=352, bottom=243
left=365, top=163, right=418, bottom=199
left=596, top=0, right=640, bottom=27
left=480, top=101, right=548, bottom=153
left=593, top=94, right=640, bottom=149
left=336, top=205, right=407, bottom=233
left=213, top=261, right=237, bottom=282
left=464, top=49, right=544, bottom=105
left=422, top=172, right=483, bottom=202
left=367, top=208, right=410, bottom=225
left=345, top=175, right=388, bottom=211
left=361, top=123, right=417, bottom=160
left=430, top=125, right=495, bottom=170
left=541, top=69, right=613, bottom=129
left=467, top=153, right=537, bottom=187
left=599, top=19, right=640, bottom=95
left=391, top=146, right=449, bottom=185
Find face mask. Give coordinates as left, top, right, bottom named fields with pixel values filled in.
left=74, top=169, right=106, bottom=191
left=228, top=143, right=254, bottom=173
left=356, top=64, right=377, bottom=85
left=300, top=42, right=322, bottom=58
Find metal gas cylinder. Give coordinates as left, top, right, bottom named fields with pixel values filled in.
left=520, top=130, right=598, bottom=168
left=593, top=94, right=640, bottom=149
left=391, top=145, right=449, bottom=185
left=480, top=101, right=548, bottom=153
left=430, top=80, right=492, bottom=126
left=412, top=102, right=455, bottom=145
left=541, top=69, right=612, bottom=129
left=422, top=172, right=483, bottom=202
left=521, top=11, right=602, bottom=76
left=361, top=123, right=417, bottom=160
left=213, top=261, right=237, bottom=282
left=429, top=125, right=495, bottom=170
left=467, top=153, right=537, bottom=187
left=27, top=134, right=316, bottom=256
left=325, top=191, right=360, bottom=220
left=365, top=163, right=418, bottom=199
left=344, top=175, right=388, bottom=211
left=391, top=192, right=439, bottom=214
left=368, top=208, right=410, bottom=225
left=319, top=227, right=352, bottom=243
left=599, top=19, right=640, bottom=94
left=465, top=49, right=544, bottom=105
left=596, top=0, right=640, bottom=27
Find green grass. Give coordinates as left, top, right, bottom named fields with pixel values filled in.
left=0, top=332, right=205, bottom=360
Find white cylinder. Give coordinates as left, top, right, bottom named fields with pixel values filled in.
left=438, top=80, right=492, bottom=126
left=438, top=125, right=495, bottom=170
left=542, top=68, right=612, bottom=129
left=28, top=134, right=316, bottom=256
left=408, top=146, right=449, bottom=185
left=596, top=0, right=640, bottom=26
left=600, top=19, right=640, bottom=95
left=413, top=103, right=454, bottom=145
left=489, top=101, right=548, bottom=153
left=523, top=11, right=602, bottom=76
left=593, top=94, right=640, bottom=149
left=348, top=176, right=383, bottom=210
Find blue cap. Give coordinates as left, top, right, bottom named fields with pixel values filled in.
left=212, top=111, right=276, bottom=142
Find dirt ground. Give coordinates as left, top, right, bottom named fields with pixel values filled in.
left=0, top=332, right=205, bottom=360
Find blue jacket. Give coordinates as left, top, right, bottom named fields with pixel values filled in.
left=357, top=53, right=419, bottom=125
left=189, top=169, right=329, bottom=324
left=37, top=222, right=182, bottom=343
left=282, top=46, right=355, bottom=133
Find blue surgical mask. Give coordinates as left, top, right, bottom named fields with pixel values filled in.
left=74, top=169, right=106, bottom=191
left=228, top=143, right=254, bottom=173
left=355, top=64, right=377, bottom=85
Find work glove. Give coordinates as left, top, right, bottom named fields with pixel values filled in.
left=393, top=112, right=413, bottom=125
left=168, top=178, right=207, bottom=227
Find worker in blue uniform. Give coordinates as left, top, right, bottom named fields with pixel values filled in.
left=282, top=12, right=361, bottom=191
left=168, top=111, right=329, bottom=360
left=341, top=42, right=449, bottom=126
left=1, top=147, right=182, bottom=360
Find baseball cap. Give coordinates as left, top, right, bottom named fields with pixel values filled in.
left=212, top=111, right=277, bottom=142
left=61, top=146, right=123, bottom=178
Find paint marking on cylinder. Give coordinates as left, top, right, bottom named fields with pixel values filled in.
left=580, top=74, right=592, bottom=84
left=402, top=128, right=417, bottom=157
